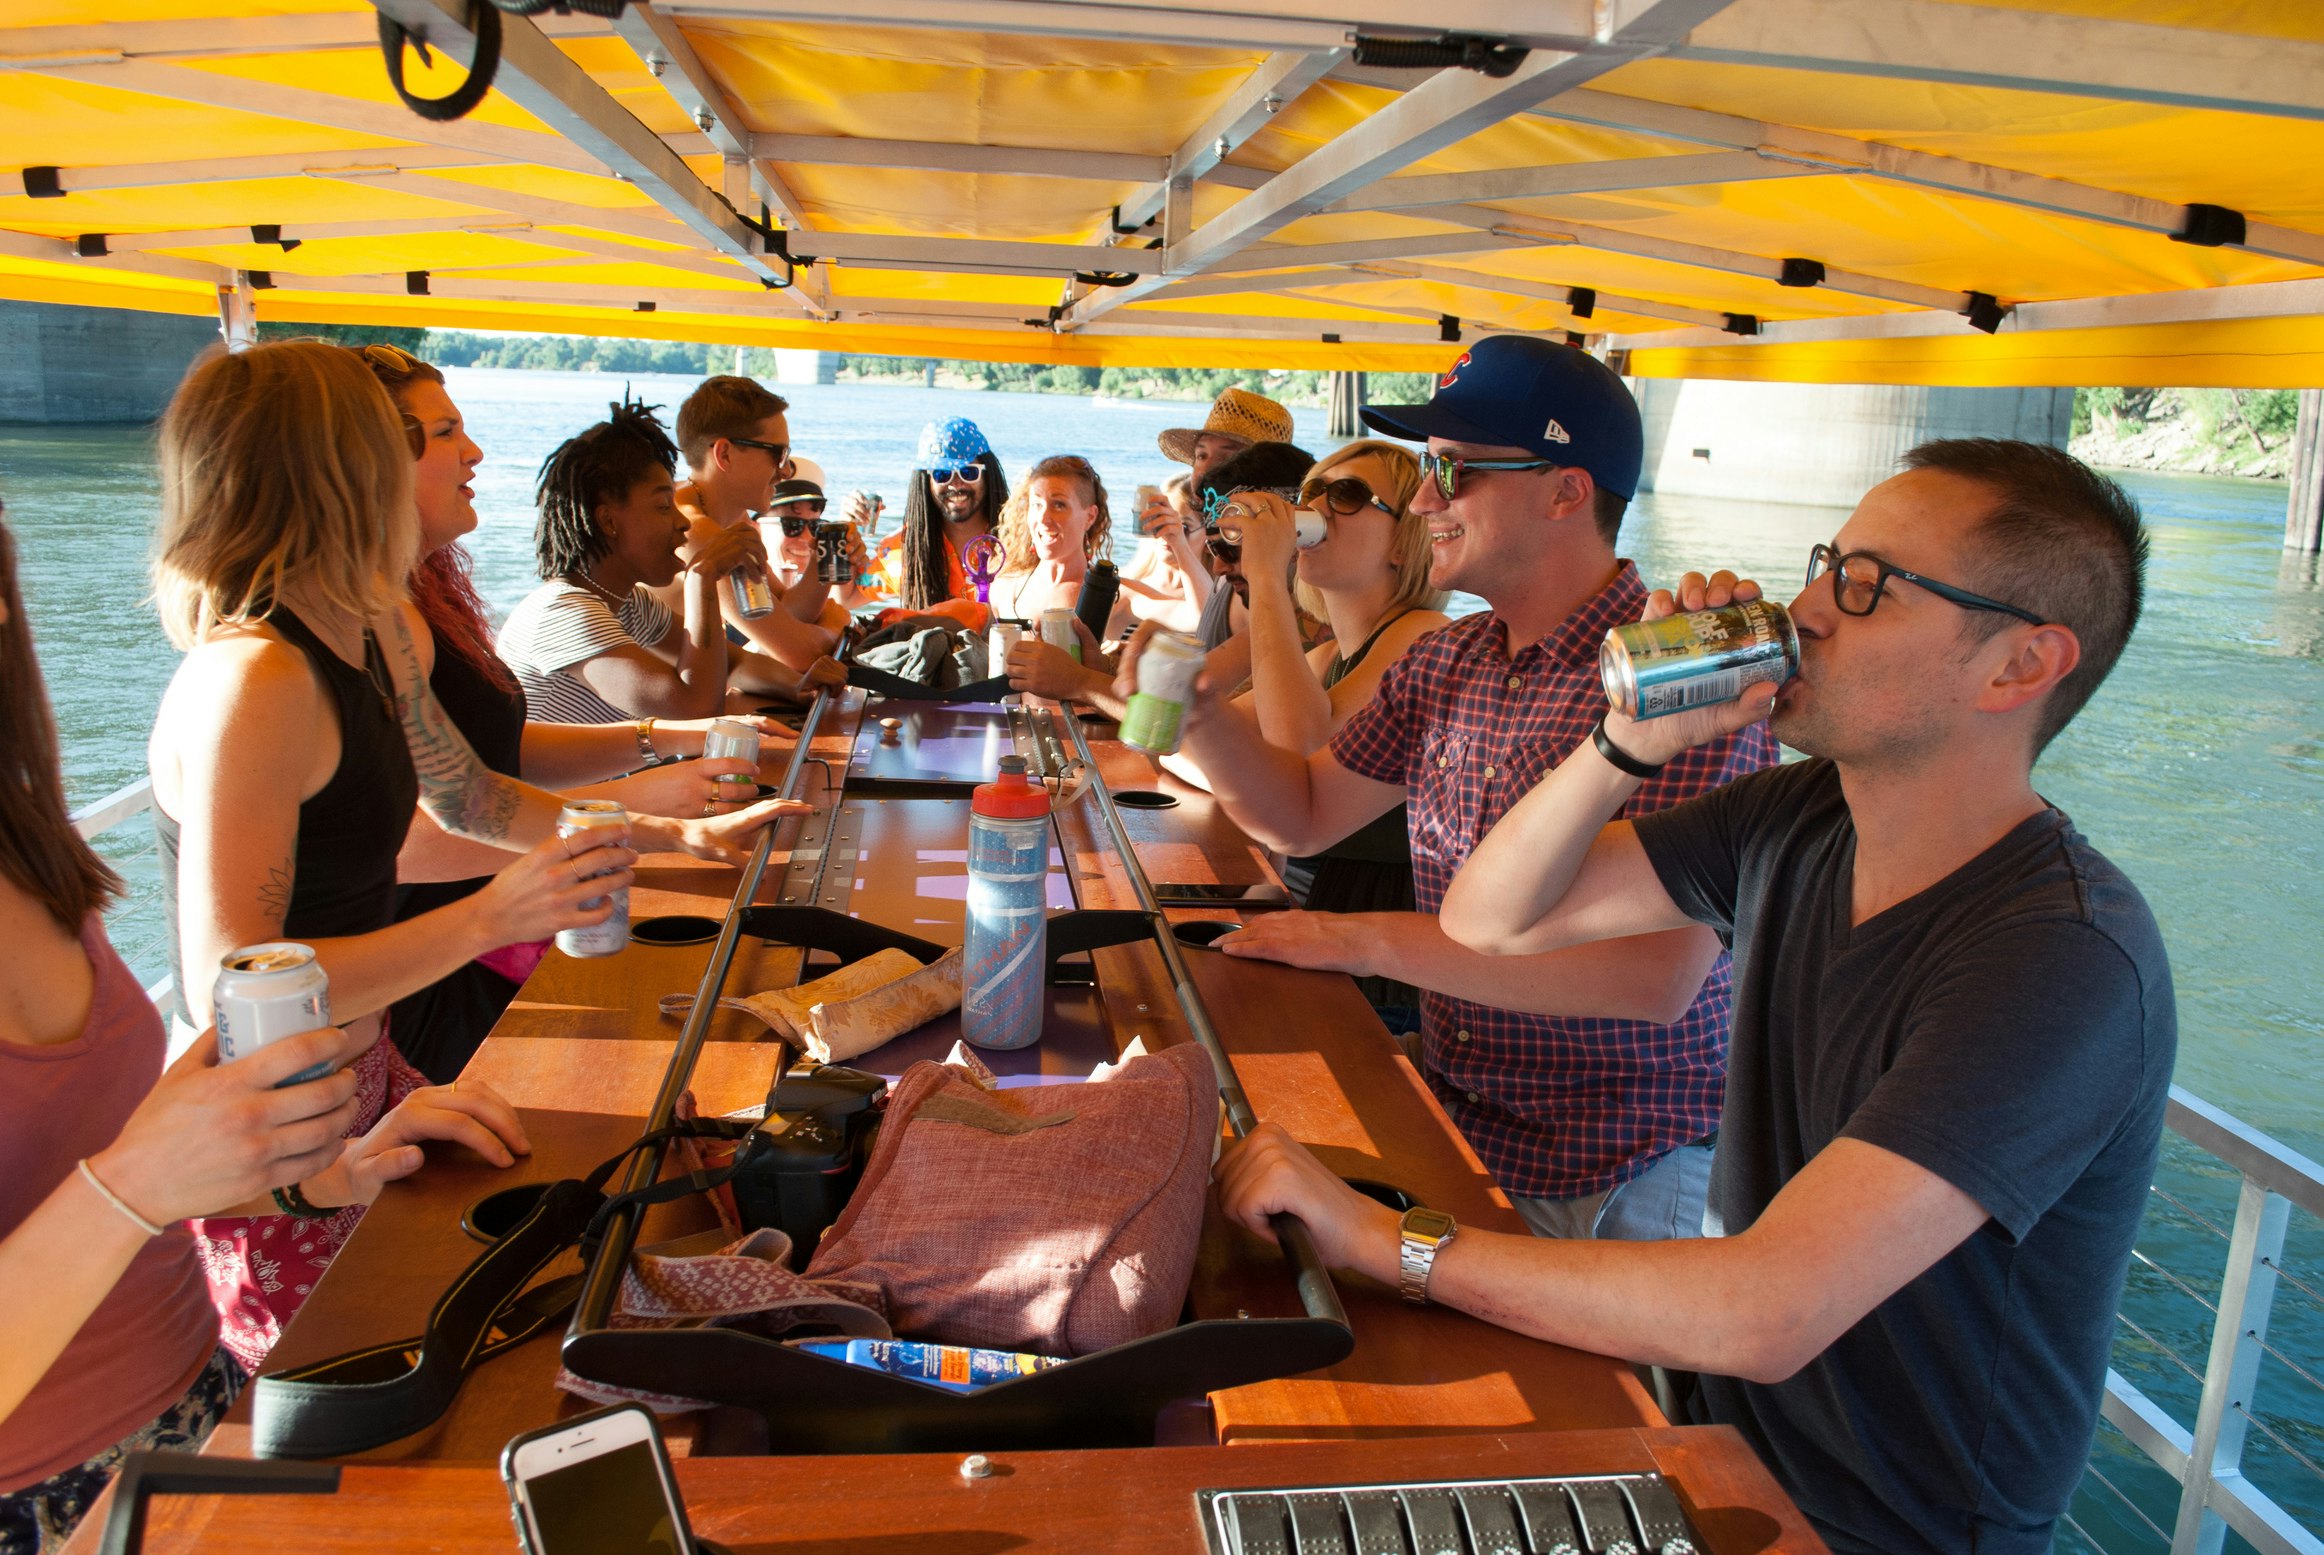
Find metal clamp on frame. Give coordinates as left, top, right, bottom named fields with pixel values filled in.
left=1052, top=708, right=1349, bottom=1333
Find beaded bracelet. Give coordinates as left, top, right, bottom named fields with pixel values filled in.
left=271, top=1181, right=327, bottom=1219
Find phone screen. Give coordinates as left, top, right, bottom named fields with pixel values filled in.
left=523, top=1442, right=686, bottom=1555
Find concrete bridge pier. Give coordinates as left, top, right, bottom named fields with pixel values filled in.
left=0, top=301, right=219, bottom=423
left=2287, top=389, right=2323, bottom=554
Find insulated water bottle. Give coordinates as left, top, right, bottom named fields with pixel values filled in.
left=1074, top=558, right=1121, bottom=647
left=962, top=756, right=1053, bottom=1051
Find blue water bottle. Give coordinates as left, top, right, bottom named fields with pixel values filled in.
left=962, top=756, right=1053, bottom=1051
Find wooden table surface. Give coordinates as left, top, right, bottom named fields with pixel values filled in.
left=121, top=1427, right=1827, bottom=1555
left=208, top=691, right=1653, bottom=1467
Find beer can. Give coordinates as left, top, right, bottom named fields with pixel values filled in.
left=729, top=565, right=776, bottom=619
left=988, top=618, right=1024, bottom=675
left=812, top=519, right=852, bottom=585
left=1120, top=630, right=1206, bottom=755
left=1038, top=606, right=1081, bottom=664
left=1601, top=599, right=1798, bottom=721
left=556, top=799, right=631, bottom=958
left=700, top=718, right=762, bottom=795
left=1293, top=509, right=1327, bottom=550
left=214, top=943, right=334, bottom=1086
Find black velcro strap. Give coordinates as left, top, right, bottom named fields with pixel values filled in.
left=844, top=662, right=1013, bottom=704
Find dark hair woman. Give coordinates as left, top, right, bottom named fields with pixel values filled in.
left=0, top=508, right=366, bottom=1553
left=353, top=347, right=805, bottom=1082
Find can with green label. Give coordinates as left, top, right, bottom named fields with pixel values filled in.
left=1120, top=630, right=1206, bottom=754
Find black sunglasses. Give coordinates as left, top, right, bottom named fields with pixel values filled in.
left=768, top=506, right=828, bottom=535
left=729, top=436, right=792, bottom=473
left=1806, top=542, right=2044, bottom=625
left=1300, top=475, right=1397, bottom=519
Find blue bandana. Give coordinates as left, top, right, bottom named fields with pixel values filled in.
left=916, top=416, right=991, bottom=469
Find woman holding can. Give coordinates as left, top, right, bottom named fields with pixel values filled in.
left=144, top=342, right=807, bottom=1370
left=985, top=456, right=1142, bottom=637
left=0, top=508, right=367, bottom=1555
left=353, top=344, right=799, bottom=1081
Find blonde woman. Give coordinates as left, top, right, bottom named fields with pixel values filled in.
left=144, top=342, right=802, bottom=1368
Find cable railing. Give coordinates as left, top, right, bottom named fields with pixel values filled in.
left=64, top=776, right=2324, bottom=1553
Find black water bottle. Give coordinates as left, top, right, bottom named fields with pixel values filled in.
left=1074, top=558, right=1121, bottom=647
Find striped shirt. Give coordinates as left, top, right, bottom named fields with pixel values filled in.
left=496, top=581, right=675, bottom=725
left=1328, top=563, right=1780, bottom=1199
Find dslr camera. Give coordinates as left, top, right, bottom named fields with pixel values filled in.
left=729, top=1061, right=885, bottom=1270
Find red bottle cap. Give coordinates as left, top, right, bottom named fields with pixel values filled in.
left=972, top=755, right=1052, bottom=818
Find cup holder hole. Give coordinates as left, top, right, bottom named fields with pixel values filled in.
left=630, top=914, right=721, bottom=946
left=1114, top=789, right=1179, bottom=810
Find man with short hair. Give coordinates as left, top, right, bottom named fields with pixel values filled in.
left=658, top=374, right=843, bottom=671
left=1218, top=439, right=2173, bottom=1555
left=1155, top=335, right=1778, bottom=1241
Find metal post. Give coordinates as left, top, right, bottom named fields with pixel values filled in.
left=2171, top=1177, right=2292, bottom=1555
left=215, top=275, right=257, bottom=351
left=1327, top=369, right=1365, bottom=438
left=2288, top=390, right=2324, bottom=554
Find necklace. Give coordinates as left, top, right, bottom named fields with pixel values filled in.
left=572, top=569, right=629, bottom=611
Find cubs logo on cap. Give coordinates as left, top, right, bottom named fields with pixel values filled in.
left=1360, top=333, right=1643, bottom=501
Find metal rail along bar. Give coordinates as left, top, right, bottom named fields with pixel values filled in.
left=568, top=689, right=832, bottom=1337
left=1038, top=702, right=1348, bottom=1331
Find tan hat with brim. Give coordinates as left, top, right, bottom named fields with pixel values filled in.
left=1158, top=386, right=1295, bottom=465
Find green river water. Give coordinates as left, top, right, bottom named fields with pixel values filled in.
left=4, top=369, right=2320, bottom=1551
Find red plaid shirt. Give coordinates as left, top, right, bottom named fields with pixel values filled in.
left=1329, top=563, right=1780, bottom=1198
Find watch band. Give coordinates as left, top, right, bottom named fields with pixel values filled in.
left=633, top=717, right=660, bottom=767
left=1591, top=714, right=1667, bottom=779
left=1399, top=1207, right=1457, bottom=1305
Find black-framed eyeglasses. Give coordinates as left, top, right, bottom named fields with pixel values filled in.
left=729, top=436, right=792, bottom=473
left=1417, top=450, right=1560, bottom=501
left=1805, top=542, right=2044, bottom=625
left=768, top=505, right=828, bottom=535
left=1300, top=475, right=1396, bottom=519
left=929, top=463, right=984, bottom=486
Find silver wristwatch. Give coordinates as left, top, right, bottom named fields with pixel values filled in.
left=1399, top=1206, right=1458, bottom=1304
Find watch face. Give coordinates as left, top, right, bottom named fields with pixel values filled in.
left=1404, top=1207, right=1455, bottom=1243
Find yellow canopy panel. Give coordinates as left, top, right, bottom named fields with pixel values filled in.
left=3, top=0, right=2321, bottom=383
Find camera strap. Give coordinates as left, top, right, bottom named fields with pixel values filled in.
left=248, top=1122, right=750, bottom=1459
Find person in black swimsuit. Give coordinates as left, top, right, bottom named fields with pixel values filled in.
left=355, top=345, right=799, bottom=1081
left=144, top=341, right=810, bottom=1364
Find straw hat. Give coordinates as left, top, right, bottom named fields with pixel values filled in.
left=1158, top=387, right=1294, bottom=465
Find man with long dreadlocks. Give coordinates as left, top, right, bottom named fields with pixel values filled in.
left=497, top=399, right=837, bottom=725
left=872, top=416, right=1009, bottom=622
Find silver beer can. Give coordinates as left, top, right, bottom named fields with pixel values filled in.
left=556, top=799, right=632, bottom=958
left=214, top=943, right=334, bottom=1086
left=1601, top=599, right=1799, bottom=721
left=729, top=565, right=777, bottom=619
left=700, top=717, right=762, bottom=797
left=987, top=618, right=1024, bottom=674
left=1038, top=607, right=1080, bottom=663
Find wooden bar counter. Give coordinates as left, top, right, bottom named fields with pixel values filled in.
left=127, top=692, right=1812, bottom=1543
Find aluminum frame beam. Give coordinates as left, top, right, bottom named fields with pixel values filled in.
left=1534, top=89, right=2324, bottom=269
left=0, top=12, right=609, bottom=62
left=369, top=0, right=787, bottom=289
left=1326, top=148, right=1809, bottom=214
left=755, top=134, right=1167, bottom=185
left=1674, top=0, right=2324, bottom=123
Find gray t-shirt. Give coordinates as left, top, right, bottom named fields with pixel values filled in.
left=1633, top=757, right=2174, bottom=1555
left=496, top=581, right=676, bottom=725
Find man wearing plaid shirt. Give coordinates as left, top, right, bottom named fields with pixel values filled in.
left=1160, top=335, right=1776, bottom=1239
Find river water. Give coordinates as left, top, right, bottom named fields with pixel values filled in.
left=5, top=368, right=2321, bottom=1548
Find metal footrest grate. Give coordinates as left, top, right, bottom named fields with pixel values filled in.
left=1199, top=1473, right=1702, bottom=1555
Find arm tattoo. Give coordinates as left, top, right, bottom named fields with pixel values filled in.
left=387, top=610, right=531, bottom=844
left=257, top=857, right=294, bottom=924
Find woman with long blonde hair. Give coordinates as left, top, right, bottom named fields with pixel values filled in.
left=984, top=455, right=1137, bottom=637
left=144, top=341, right=801, bottom=1368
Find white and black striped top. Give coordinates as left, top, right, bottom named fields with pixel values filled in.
left=496, top=581, right=676, bottom=725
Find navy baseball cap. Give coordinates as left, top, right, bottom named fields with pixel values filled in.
left=1362, top=335, right=1643, bottom=500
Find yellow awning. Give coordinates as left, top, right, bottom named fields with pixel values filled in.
left=3, top=0, right=2320, bottom=383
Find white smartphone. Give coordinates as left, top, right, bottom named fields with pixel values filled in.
left=501, top=1404, right=697, bottom=1555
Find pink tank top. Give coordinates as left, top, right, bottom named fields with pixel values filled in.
left=0, top=916, right=217, bottom=1491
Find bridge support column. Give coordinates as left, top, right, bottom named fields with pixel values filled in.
left=2287, top=389, right=2323, bottom=554
left=1327, top=370, right=1365, bottom=439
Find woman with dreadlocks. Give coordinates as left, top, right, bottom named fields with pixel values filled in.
left=872, top=416, right=1010, bottom=622
left=499, top=399, right=839, bottom=723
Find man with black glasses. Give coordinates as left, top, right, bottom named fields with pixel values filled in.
left=1216, top=439, right=2174, bottom=1555
left=662, top=375, right=843, bottom=670
left=1152, top=334, right=1777, bottom=1242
